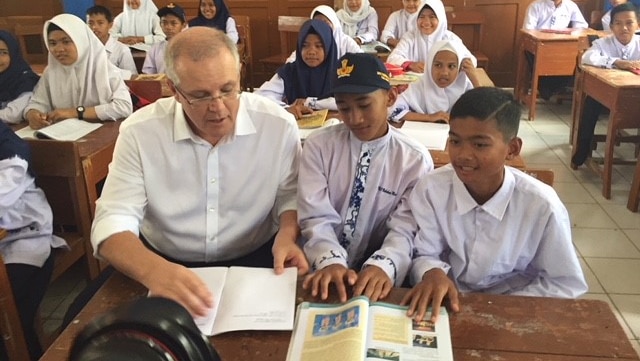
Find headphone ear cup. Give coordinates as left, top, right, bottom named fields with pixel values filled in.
left=70, top=297, right=221, bottom=361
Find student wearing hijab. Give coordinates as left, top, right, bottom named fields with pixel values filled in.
left=188, top=0, right=239, bottom=44
left=256, top=19, right=338, bottom=119
left=24, top=14, right=133, bottom=130
left=389, top=40, right=480, bottom=123
left=0, top=122, right=67, bottom=360
left=110, top=0, right=166, bottom=45
left=381, top=0, right=424, bottom=47
left=387, top=0, right=475, bottom=72
left=0, top=31, right=40, bottom=124
left=337, top=0, right=379, bottom=44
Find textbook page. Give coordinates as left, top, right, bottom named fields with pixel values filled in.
left=286, top=296, right=370, bottom=361
left=15, top=119, right=102, bottom=141
left=297, top=109, right=329, bottom=129
left=190, top=267, right=229, bottom=336
left=206, top=266, right=297, bottom=335
left=365, top=304, right=453, bottom=361
left=398, top=121, right=449, bottom=150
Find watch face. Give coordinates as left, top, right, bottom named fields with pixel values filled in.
left=78, top=106, right=85, bottom=112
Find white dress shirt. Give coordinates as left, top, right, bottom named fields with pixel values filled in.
left=142, top=40, right=167, bottom=74
left=386, top=31, right=473, bottom=67
left=92, top=94, right=301, bottom=263
left=254, top=74, right=338, bottom=111
left=601, top=9, right=612, bottom=31
left=299, top=124, right=434, bottom=285
left=582, top=34, right=640, bottom=68
left=409, top=164, right=588, bottom=298
left=105, top=36, right=138, bottom=79
left=380, top=9, right=418, bottom=44
left=0, top=92, right=31, bottom=124
left=523, top=0, right=589, bottom=30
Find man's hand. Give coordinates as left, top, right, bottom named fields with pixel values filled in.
left=142, top=261, right=214, bottom=317
left=303, top=264, right=358, bottom=302
left=286, top=99, right=313, bottom=120
left=272, top=235, right=309, bottom=276
left=352, top=265, right=392, bottom=302
left=400, top=268, right=459, bottom=323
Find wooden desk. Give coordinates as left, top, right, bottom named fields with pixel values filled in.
left=41, top=272, right=639, bottom=361
left=571, top=66, right=640, bottom=199
left=0, top=228, right=6, bottom=240
left=514, top=29, right=594, bottom=121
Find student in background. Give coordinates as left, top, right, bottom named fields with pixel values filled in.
left=188, top=0, right=238, bottom=44
left=24, top=14, right=132, bottom=129
left=337, top=0, right=379, bottom=45
left=389, top=40, right=479, bottom=124
left=380, top=0, right=424, bottom=48
left=387, top=0, right=475, bottom=73
left=300, top=53, right=433, bottom=303
left=401, top=87, right=587, bottom=322
left=0, top=123, right=67, bottom=360
left=0, top=31, right=39, bottom=124
left=602, top=0, right=629, bottom=30
left=523, top=0, right=589, bottom=29
left=572, top=3, right=640, bottom=168
left=143, top=3, right=187, bottom=74
left=111, top=0, right=165, bottom=45
left=255, top=20, right=338, bottom=119
left=87, top=5, right=138, bottom=80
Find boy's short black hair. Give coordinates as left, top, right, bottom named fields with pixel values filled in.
left=610, top=3, right=639, bottom=23
left=47, top=23, right=63, bottom=35
left=450, top=87, right=521, bottom=140
left=86, top=5, right=113, bottom=23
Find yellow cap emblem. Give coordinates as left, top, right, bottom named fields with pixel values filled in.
left=336, top=59, right=354, bottom=78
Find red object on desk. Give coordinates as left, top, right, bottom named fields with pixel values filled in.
left=630, top=68, right=640, bottom=75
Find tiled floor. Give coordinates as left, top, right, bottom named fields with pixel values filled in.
left=38, top=93, right=640, bottom=356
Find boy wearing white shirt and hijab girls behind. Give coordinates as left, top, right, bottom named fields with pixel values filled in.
left=24, top=14, right=132, bottom=129
left=401, top=87, right=587, bottom=323
left=337, top=0, right=379, bottom=45
left=381, top=0, right=424, bottom=48
left=111, top=0, right=166, bottom=45
left=142, top=3, right=187, bottom=74
left=300, top=53, right=433, bottom=303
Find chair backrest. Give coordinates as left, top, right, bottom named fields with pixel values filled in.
left=523, top=168, right=555, bottom=186
left=277, top=15, right=307, bottom=56
left=235, top=15, right=254, bottom=91
left=0, top=255, right=30, bottom=361
left=590, top=10, right=604, bottom=30
left=13, top=22, right=47, bottom=65
left=82, top=142, right=115, bottom=218
left=125, top=79, right=163, bottom=103
left=446, top=11, right=484, bottom=52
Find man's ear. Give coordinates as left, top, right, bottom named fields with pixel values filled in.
left=506, top=136, right=523, bottom=160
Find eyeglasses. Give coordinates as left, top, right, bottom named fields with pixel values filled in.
left=174, top=85, right=241, bottom=108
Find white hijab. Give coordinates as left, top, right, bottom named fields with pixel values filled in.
left=43, top=14, right=113, bottom=109
left=404, top=0, right=449, bottom=63
left=119, top=0, right=159, bottom=37
left=311, top=5, right=350, bottom=55
left=397, top=0, right=425, bottom=37
left=336, top=0, right=375, bottom=36
left=400, top=39, right=472, bottom=113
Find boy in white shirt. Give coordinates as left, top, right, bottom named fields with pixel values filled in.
left=572, top=3, right=640, bottom=167
left=602, top=0, right=629, bottom=30
left=300, top=53, right=433, bottom=302
left=523, top=0, right=589, bottom=29
left=87, top=5, right=138, bottom=79
left=402, top=87, right=587, bottom=322
left=142, top=3, right=187, bottom=74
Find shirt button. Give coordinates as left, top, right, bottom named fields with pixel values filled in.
left=210, top=178, right=216, bottom=183
left=209, top=207, right=215, bottom=212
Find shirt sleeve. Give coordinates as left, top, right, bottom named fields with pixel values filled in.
left=226, top=17, right=239, bottom=44
left=23, top=76, right=51, bottom=117
left=0, top=92, right=31, bottom=124
left=570, top=4, right=589, bottom=28
left=273, top=117, right=300, bottom=217
left=356, top=11, right=379, bottom=44
left=344, top=36, right=364, bottom=54
left=386, top=35, right=412, bottom=66
left=380, top=12, right=398, bottom=43
left=254, top=74, right=287, bottom=106
left=94, top=70, right=133, bottom=121
left=145, top=16, right=166, bottom=44
left=523, top=3, right=539, bottom=30
left=141, top=49, right=157, bottom=74
left=387, top=91, right=412, bottom=122
left=581, top=39, right=616, bottom=68
left=119, top=47, right=139, bottom=76
left=110, top=14, right=124, bottom=39
left=305, top=97, right=338, bottom=111
left=601, top=11, right=611, bottom=31
left=0, top=157, right=30, bottom=217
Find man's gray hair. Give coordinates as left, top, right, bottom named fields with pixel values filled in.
left=164, top=27, right=240, bottom=86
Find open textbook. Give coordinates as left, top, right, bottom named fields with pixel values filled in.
left=188, top=266, right=297, bottom=336
left=286, top=296, right=453, bottom=361
left=297, top=109, right=329, bottom=129
left=398, top=121, right=449, bottom=150
left=15, top=118, right=102, bottom=141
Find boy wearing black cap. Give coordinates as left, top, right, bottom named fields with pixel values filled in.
left=300, top=53, right=434, bottom=303
left=142, top=3, right=187, bottom=74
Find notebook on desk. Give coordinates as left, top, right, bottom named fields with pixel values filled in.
left=15, top=119, right=102, bottom=141
left=398, top=121, right=449, bottom=150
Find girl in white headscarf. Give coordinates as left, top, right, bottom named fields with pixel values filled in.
left=24, top=14, right=132, bottom=129
left=110, top=0, right=165, bottom=45
left=380, top=0, right=424, bottom=47
left=336, top=0, right=379, bottom=44
left=387, top=0, right=475, bottom=72
left=388, top=39, right=480, bottom=123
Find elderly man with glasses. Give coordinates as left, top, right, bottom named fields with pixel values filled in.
left=91, top=27, right=308, bottom=317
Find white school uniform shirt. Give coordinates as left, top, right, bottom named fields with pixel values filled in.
left=299, top=123, right=434, bottom=285
left=0, top=157, right=67, bottom=267
left=601, top=9, right=612, bottom=31
left=389, top=40, right=474, bottom=122
left=337, top=0, right=379, bottom=44
left=254, top=74, right=338, bottom=111
left=380, top=8, right=420, bottom=44
left=24, top=14, right=132, bottom=121
left=104, top=36, right=138, bottom=80
left=92, top=94, right=300, bottom=263
left=142, top=40, right=167, bottom=74
left=409, top=164, right=588, bottom=298
left=0, top=92, right=31, bottom=124
left=523, top=0, right=588, bottom=30
left=111, top=0, right=165, bottom=44
left=582, top=34, right=640, bottom=68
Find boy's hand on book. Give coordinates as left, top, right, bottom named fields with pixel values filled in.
left=400, top=268, right=459, bottom=323
left=302, top=264, right=357, bottom=302
left=352, top=265, right=392, bottom=302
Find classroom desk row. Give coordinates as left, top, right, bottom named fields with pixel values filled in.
left=40, top=271, right=640, bottom=361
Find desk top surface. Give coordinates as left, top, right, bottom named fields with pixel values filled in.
left=520, top=28, right=607, bottom=40
left=581, top=65, right=640, bottom=87
left=41, top=272, right=639, bottom=361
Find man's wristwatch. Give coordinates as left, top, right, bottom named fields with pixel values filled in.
left=76, top=105, right=85, bottom=120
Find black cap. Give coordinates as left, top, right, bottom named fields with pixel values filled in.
left=331, top=53, right=391, bottom=94
left=157, top=3, right=186, bottom=22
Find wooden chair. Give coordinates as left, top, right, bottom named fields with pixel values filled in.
left=523, top=168, right=555, bottom=186
left=0, top=255, right=30, bottom=361
left=125, top=79, right=163, bottom=103
left=259, top=16, right=307, bottom=68
left=446, top=10, right=489, bottom=70
left=235, top=15, right=254, bottom=91
left=628, top=159, right=640, bottom=212
left=13, top=22, right=47, bottom=66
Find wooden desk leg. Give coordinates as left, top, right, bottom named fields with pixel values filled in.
left=529, top=55, right=539, bottom=121
left=514, top=43, right=526, bottom=104
left=627, top=159, right=640, bottom=212
left=602, top=115, right=616, bottom=199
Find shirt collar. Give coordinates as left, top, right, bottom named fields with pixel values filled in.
left=452, top=166, right=516, bottom=220
left=348, top=124, right=391, bottom=155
